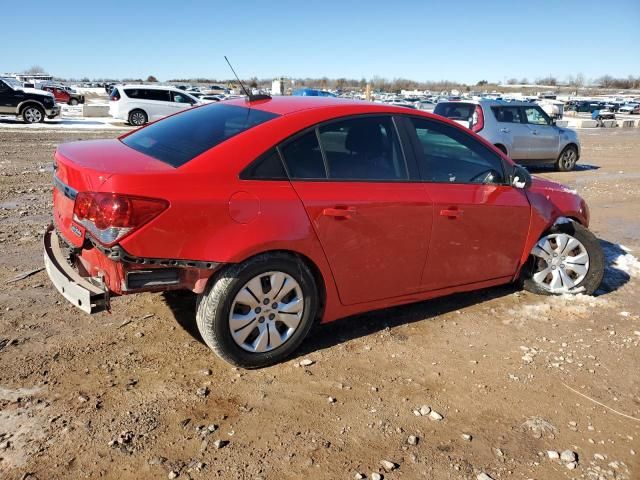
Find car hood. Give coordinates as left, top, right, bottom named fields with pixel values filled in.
left=21, top=87, right=53, bottom=98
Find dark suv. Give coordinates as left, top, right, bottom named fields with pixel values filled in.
left=0, top=77, right=60, bottom=123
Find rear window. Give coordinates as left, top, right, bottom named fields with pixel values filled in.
left=433, top=102, right=476, bottom=121
left=121, top=104, right=279, bottom=167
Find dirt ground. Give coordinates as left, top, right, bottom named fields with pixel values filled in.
left=0, top=126, right=639, bottom=480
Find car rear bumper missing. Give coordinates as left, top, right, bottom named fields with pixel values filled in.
left=43, top=225, right=109, bottom=314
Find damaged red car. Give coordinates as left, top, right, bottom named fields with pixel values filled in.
left=44, top=96, right=604, bottom=368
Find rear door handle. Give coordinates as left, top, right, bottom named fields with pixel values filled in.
left=440, top=208, right=463, bottom=219
left=500, top=127, right=510, bottom=133
left=531, top=130, right=539, bottom=135
left=323, top=206, right=356, bottom=219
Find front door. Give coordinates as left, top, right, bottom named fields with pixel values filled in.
left=404, top=116, right=531, bottom=290
left=280, top=116, right=433, bottom=305
left=523, top=106, right=559, bottom=160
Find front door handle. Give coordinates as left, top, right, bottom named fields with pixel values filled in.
left=531, top=130, right=539, bottom=135
left=440, top=208, right=463, bottom=219
left=323, top=206, right=356, bottom=219
left=500, top=127, right=510, bottom=133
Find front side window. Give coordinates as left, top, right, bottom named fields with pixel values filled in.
left=172, top=91, right=194, bottom=104
left=524, top=107, right=550, bottom=125
left=409, top=117, right=505, bottom=184
left=144, top=89, right=170, bottom=102
left=492, top=106, right=523, bottom=123
left=318, top=116, right=407, bottom=181
left=122, top=104, right=279, bottom=167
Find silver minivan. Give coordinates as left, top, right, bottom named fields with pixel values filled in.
left=434, top=100, right=581, bottom=171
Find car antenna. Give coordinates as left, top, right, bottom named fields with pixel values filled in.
left=224, top=56, right=271, bottom=102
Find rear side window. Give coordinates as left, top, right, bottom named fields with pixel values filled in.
left=409, top=117, right=505, bottom=184
left=433, top=102, right=476, bottom=121
left=144, top=89, right=170, bottom=101
left=491, top=106, right=523, bottom=123
left=121, top=104, right=279, bottom=167
left=318, top=116, right=406, bottom=180
left=240, top=149, right=287, bottom=180
left=280, top=131, right=326, bottom=179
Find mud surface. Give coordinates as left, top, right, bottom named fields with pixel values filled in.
left=1, top=128, right=639, bottom=479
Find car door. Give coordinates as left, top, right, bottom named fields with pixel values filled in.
left=523, top=106, right=559, bottom=160
left=490, top=106, right=531, bottom=161
left=280, top=115, right=433, bottom=306
left=0, top=80, right=16, bottom=113
left=404, top=116, right=531, bottom=290
left=141, top=89, right=172, bottom=120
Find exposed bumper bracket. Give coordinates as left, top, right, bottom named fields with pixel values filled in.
left=43, top=225, right=109, bottom=314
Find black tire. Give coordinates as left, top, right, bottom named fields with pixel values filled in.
left=521, top=222, right=604, bottom=296
left=21, top=104, right=45, bottom=124
left=555, top=145, right=578, bottom=171
left=196, top=252, right=319, bottom=368
left=128, top=109, right=147, bottom=126
left=69, top=98, right=78, bottom=106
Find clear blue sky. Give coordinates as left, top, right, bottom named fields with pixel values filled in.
left=2, top=0, right=639, bottom=83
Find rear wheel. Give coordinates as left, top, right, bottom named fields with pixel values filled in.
left=128, top=109, right=147, bottom=126
left=556, top=145, right=578, bottom=171
left=196, top=253, right=319, bottom=368
left=522, top=222, right=604, bottom=295
left=69, top=98, right=78, bottom=106
left=21, top=105, right=44, bottom=124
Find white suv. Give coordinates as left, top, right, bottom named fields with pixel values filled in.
left=109, top=85, right=201, bottom=126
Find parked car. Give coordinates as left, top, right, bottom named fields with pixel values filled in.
left=292, top=88, right=336, bottom=97
left=434, top=100, right=581, bottom=171
left=42, top=85, right=85, bottom=106
left=0, top=77, right=60, bottom=123
left=618, top=102, right=640, bottom=114
left=108, top=84, right=201, bottom=126
left=591, top=108, right=615, bottom=120
left=44, top=97, right=604, bottom=368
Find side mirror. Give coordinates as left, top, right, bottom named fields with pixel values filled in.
left=511, top=164, right=532, bottom=189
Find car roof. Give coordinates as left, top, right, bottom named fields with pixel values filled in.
left=437, top=99, right=537, bottom=107
left=118, top=84, right=186, bottom=92
left=222, top=96, right=425, bottom=116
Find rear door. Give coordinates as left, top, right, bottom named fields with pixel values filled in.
left=523, top=106, right=559, bottom=160
left=490, top=106, right=531, bottom=161
left=280, top=115, right=433, bottom=305
left=0, top=80, right=16, bottom=113
left=404, top=116, right=531, bottom=290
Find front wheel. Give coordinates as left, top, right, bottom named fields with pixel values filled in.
left=69, top=98, right=78, bottom=106
left=196, top=253, right=319, bottom=368
left=556, top=145, right=578, bottom=171
left=522, top=222, right=604, bottom=295
left=21, top=105, right=45, bottom=124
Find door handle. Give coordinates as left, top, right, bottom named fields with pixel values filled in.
left=440, top=208, right=463, bottom=219
left=531, top=130, right=539, bottom=135
left=323, top=206, right=356, bottom=219
left=500, top=127, right=510, bottom=133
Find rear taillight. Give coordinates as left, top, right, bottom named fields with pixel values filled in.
left=109, top=91, right=120, bottom=101
left=471, top=105, right=484, bottom=133
left=73, top=192, right=168, bottom=246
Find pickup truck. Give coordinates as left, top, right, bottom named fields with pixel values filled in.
left=42, top=85, right=85, bottom=106
left=0, top=77, right=60, bottom=123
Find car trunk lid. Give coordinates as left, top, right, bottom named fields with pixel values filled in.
left=53, top=139, right=174, bottom=247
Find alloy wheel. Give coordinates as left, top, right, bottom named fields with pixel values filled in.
left=24, top=107, right=42, bottom=123
left=529, top=233, right=590, bottom=293
left=560, top=148, right=577, bottom=170
left=130, top=112, right=146, bottom=125
left=229, top=271, right=304, bottom=353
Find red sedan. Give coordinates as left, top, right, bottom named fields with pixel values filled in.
left=44, top=96, right=604, bottom=368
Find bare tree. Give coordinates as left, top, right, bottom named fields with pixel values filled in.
left=23, top=65, right=47, bottom=74
left=507, top=78, right=518, bottom=85
left=146, top=75, right=158, bottom=82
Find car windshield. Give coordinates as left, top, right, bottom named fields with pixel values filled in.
left=121, top=104, right=279, bottom=167
left=1, top=78, right=22, bottom=90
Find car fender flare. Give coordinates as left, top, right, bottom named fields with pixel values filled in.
left=17, top=100, right=46, bottom=113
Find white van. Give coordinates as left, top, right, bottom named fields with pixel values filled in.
left=109, top=85, right=201, bottom=126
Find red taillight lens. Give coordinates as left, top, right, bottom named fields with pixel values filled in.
left=73, top=192, right=168, bottom=245
left=471, top=105, right=484, bottom=133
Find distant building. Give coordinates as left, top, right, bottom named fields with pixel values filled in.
left=271, top=77, right=287, bottom=96
left=2, top=72, right=54, bottom=82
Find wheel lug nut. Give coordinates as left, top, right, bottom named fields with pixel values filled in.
left=258, top=316, right=265, bottom=323
left=272, top=303, right=277, bottom=309
left=255, top=307, right=261, bottom=313
left=269, top=313, right=275, bottom=320
left=263, top=298, right=270, bottom=305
